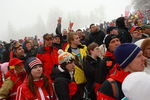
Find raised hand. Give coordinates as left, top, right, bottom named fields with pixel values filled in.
left=58, top=17, right=62, bottom=24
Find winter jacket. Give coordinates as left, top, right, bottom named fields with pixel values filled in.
left=96, top=51, right=118, bottom=88
left=83, top=55, right=102, bottom=100
left=51, top=65, right=79, bottom=100
left=116, top=17, right=132, bottom=43
left=87, top=30, right=106, bottom=46
left=16, top=78, right=55, bottom=100
left=36, top=46, right=58, bottom=78
left=97, top=69, right=130, bottom=100
left=65, top=44, right=87, bottom=84
left=0, top=69, right=26, bottom=99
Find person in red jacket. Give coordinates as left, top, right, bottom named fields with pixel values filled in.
left=97, top=43, right=147, bottom=100
left=16, top=57, right=55, bottom=100
left=99, top=34, right=121, bottom=82
left=36, top=33, right=58, bottom=78
left=0, top=58, right=26, bottom=100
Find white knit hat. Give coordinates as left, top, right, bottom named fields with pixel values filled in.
left=58, top=49, right=75, bottom=64
left=122, top=72, right=150, bottom=100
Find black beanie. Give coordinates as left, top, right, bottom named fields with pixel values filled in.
left=104, top=34, right=119, bottom=49
left=25, top=57, right=42, bottom=73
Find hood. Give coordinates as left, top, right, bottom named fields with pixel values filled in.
left=116, top=17, right=126, bottom=28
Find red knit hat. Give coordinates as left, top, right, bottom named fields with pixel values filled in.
left=9, top=58, right=23, bottom=66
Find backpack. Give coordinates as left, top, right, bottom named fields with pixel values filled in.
left=107, top=78, right=119, bottom=100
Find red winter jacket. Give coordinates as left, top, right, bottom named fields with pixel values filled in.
left=97, top=69, right=130, bottom=100
left=0, top=71, right=3, bottom=88
left=5, top=69, right=26, bottom=99
left=37, top=46, right=58, bottom=78
left=16, top=78, right=55, bottom=100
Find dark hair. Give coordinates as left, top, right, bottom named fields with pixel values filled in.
left=60, top=59, right=75, bottom=70
left=76, top=29, right=82, bottom=32
left=87, top=42, right=98, bottom=55
left=28, top=73, right=51, bottom=99
left=134, top=19, right=138, bottom=25
left=43, top=33, right=53, bottom=40
left=116, top=17, right=126, bottom=28
left=11, top=41, right=22, bottom=52
left=90, top=24, right=95, bottom=29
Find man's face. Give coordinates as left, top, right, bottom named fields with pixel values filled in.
left=71, top=35, right=80, bottom=46
left=63, top=29, right=68, bottom=35
left=108, top=38, right=121, bottom=52
left=44, top=37, right=53, bottom=47
left=127, top=51, right=147, bottom=72
left=90, top=25, right=97, bottom=32
left=15, top=46, right=25, bottom=58
left=132, top=29, right=142, bottom=39
left=110, top=29, right=119, bottom=35
left=53, top=37, right=60, bottom=44
left=143, top=28, right=150, bottom=34
left=26, top=42, right=32, bottom=51
left=76, top=30, right=83, bottom=39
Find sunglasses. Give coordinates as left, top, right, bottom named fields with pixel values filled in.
left=45, top=37, right=53, bottom=41
left=12, top=41, right=22, bottom=49
left=133, top=30, right=142, bottom=33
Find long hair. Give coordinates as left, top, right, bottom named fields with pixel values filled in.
left=28, top=73, right=51, bottom=99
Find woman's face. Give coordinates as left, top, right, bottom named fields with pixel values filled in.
left=65, top=61, right=75, bottom=72
left=91, top=46, right=101, bottom=57
left=31, top=65, right=43, bottom=80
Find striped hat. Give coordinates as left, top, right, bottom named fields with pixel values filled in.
left=25, top=57, right=42, bottom=73
left=114, top=43, right=141, bottom=68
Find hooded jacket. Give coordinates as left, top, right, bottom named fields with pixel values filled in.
left=36, top=46, right=58, bottom=78
left=116, top=17, right=132, bottom=43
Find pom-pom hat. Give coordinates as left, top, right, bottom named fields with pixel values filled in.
left=58, top=49, right=75, bottom=64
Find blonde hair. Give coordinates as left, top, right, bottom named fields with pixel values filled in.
left=67, top=32, right=78, bottom=44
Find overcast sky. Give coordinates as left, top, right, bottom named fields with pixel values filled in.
left=0, top=0, right=131, bottom=42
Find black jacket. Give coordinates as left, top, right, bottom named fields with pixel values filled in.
left=83, top=55, right=102, bottom=100
left=87, top=30, right=105, bottom=46
left=51, top=65, right=80, bottom=100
